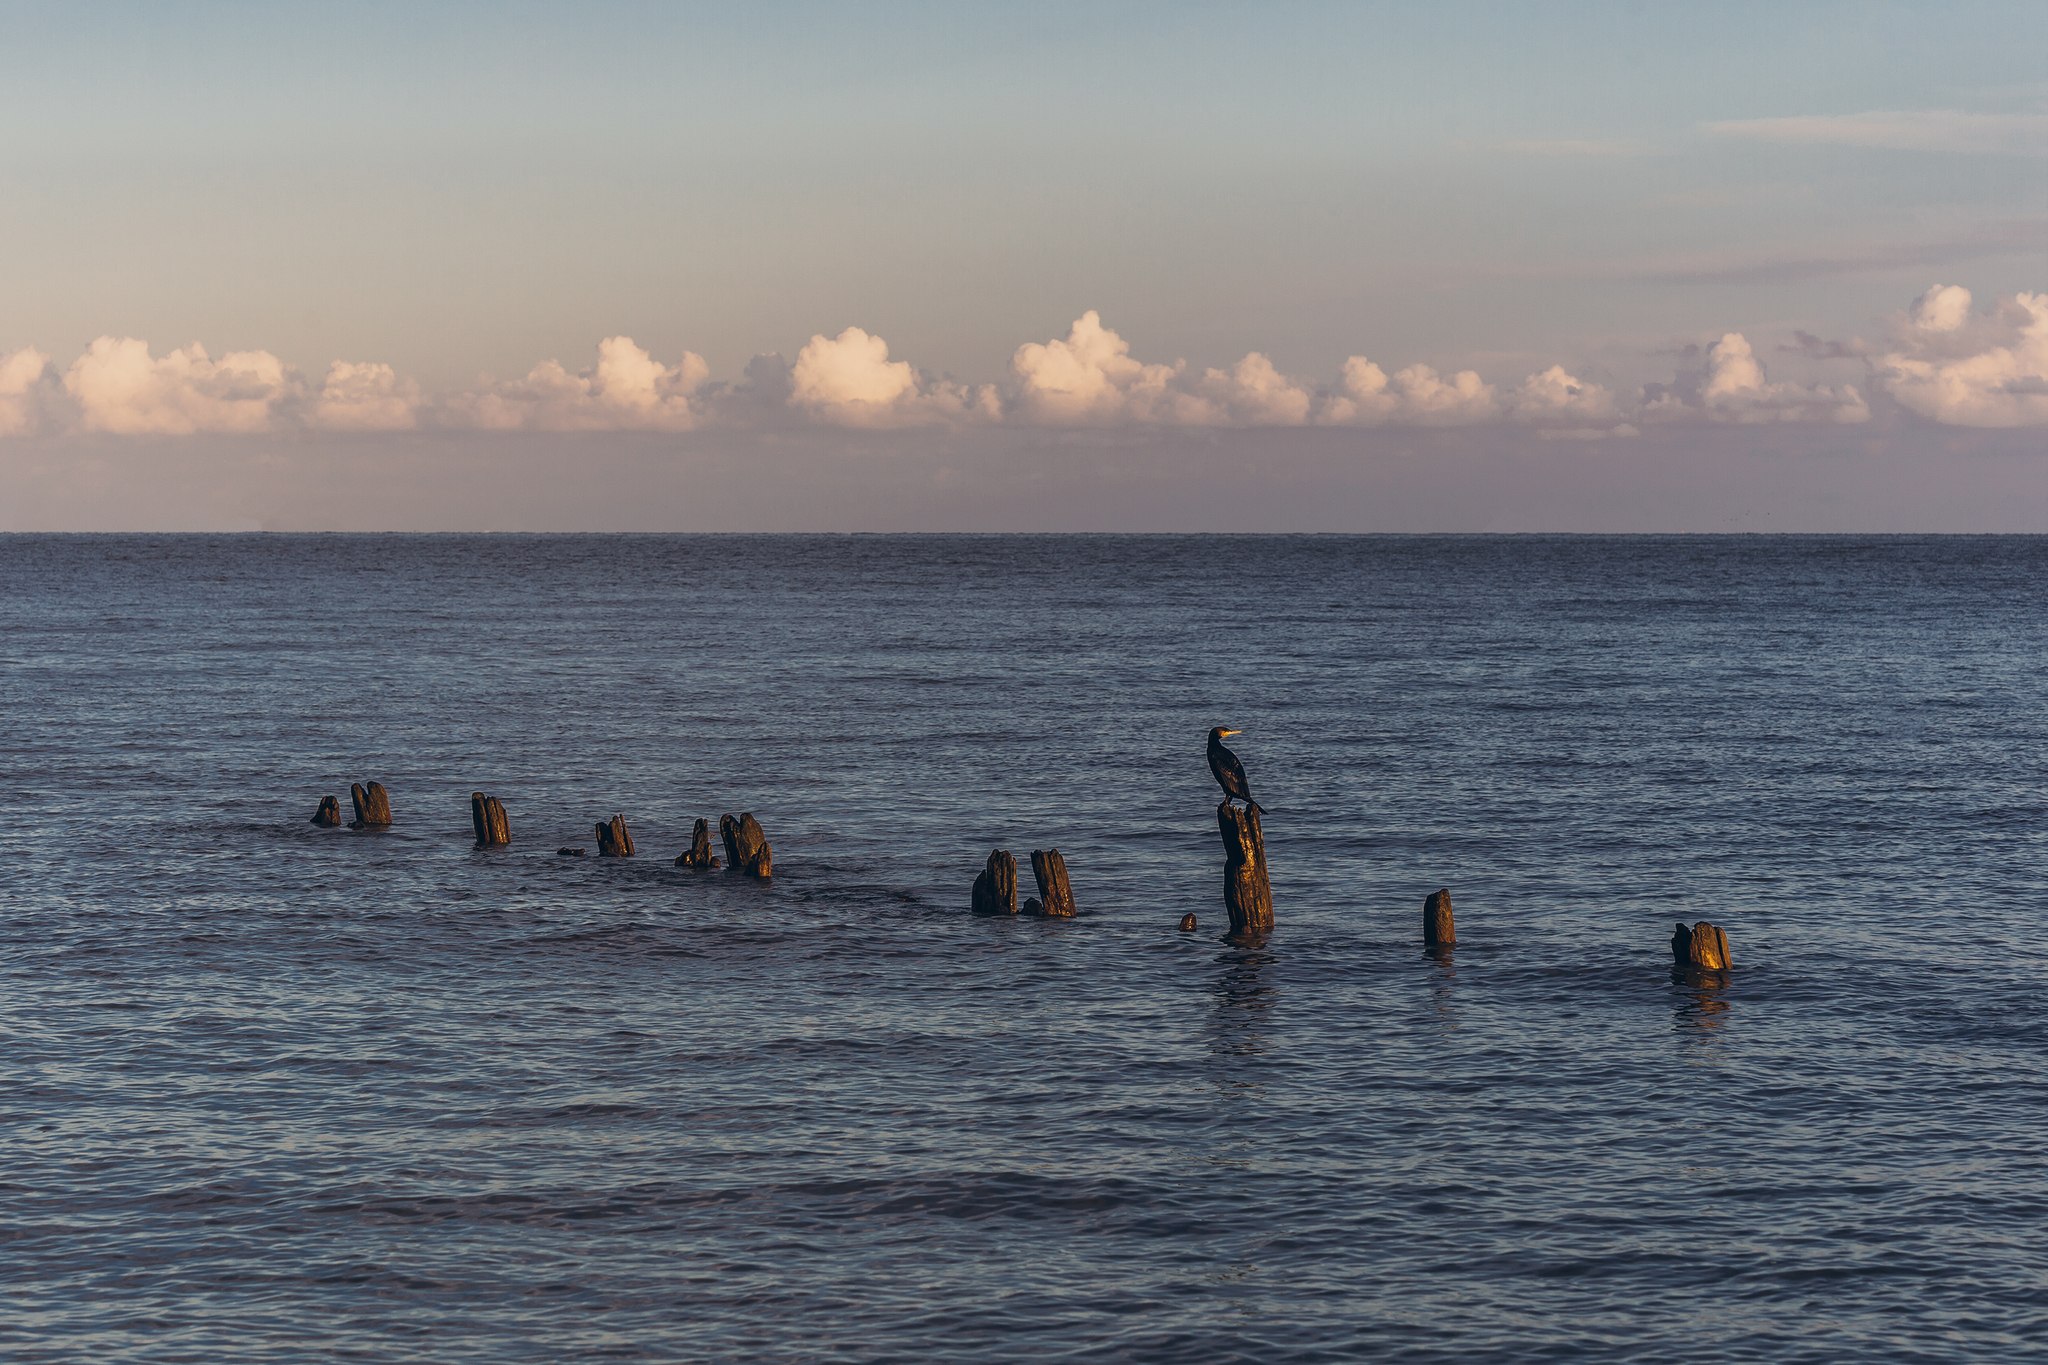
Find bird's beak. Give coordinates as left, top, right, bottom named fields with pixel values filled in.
left=1221, top=729, right=1242, bottom=737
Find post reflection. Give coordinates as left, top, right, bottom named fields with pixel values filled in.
left=1422, top=943, right=1457, bottom=1027
left=1670, top=965, right=1731, bottom=1034
left=1207, top=944, right=1277, bottom=1058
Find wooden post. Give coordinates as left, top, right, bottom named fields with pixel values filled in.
left=349, top=781, right=392, bottom=828
left=1178, top=913, right=1198, bottom=932
left=310, top=795, right=341, bottom=827
left=470, top=793, right=510, bottom=846
left=595, top=814, right=635, bottom=857
left=1671, top=921, right=1732, bottom=971
left=731, top=812, right=772, bottom=877
left=1424, top=889, right=1455, bottom=946
left=971, top=849, right=1017, bottom=915
left=719, top=814, right=741, bottom=868
left=1029, top=849, right=1076, bottom=918
left=675, top=818, right=719, bottom=868
left=1216, top=802, right=1272, bottom=937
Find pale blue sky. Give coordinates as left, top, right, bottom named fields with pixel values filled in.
left=2, top=2, right=2045, bottom=531
left=2, top=0, right=2041, bottom=387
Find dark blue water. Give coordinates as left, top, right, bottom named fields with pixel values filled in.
left=4, top=534, right=2046, bottom=1363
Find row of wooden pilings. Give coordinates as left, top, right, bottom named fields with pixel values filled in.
left=316, top=781, right=1733, bottom=971
left=307, top=781, right=774, bottom=877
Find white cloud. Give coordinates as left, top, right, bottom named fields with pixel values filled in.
left=1192, top=352, right=1314, bottom=425
left=1508, top=365, right=1622, bottom=426
left=312, top=361, right=420, bottom=432
left=1707, top=110, right=2048, bottom=157
left=1641, top=333, right=1869, bottom=424
left=442, top=336, right=707, bottom=431
left=0, top=348, right=55, bottom=437
left=1879, top=286, right=2048, bottom=428
left=788, top=326, right=999, bottom=427
left=64, top=337, right=302, bottom=435
left=1010, top=311, right=1213, bottom=424
left=1318, top=357, right=1500, bottom=426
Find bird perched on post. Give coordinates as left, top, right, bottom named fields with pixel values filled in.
left=1207, top=727, right=1263, bottom=813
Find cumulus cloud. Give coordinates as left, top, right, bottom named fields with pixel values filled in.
left=1317, top=357, right=1500, bottom=426
left=313, top=361, right=421, bottom=432
left=787, top=326, right=999, bottom=427
left=0, top=348, right=56, bottom=437
left=442, top=337, right=708, bottom=431
left=1010, top=311, right=1211, bottom=424
left=1641, top=332, right=1869, bottom=424
left=1878, top=285, right=2048, bottom=428
left=64, top=338, right=302, bottom=435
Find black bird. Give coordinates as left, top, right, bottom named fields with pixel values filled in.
left=1207, top=727, right=1263, bottom=813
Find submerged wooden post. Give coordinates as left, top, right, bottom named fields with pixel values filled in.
left=730, top=812, right=772, bottom=877
left=719, top=814, right=741, bottom=867
left=470, top=793, right=510, bottom=846
left=1671, top=921, right=1732, bottom=972
left=971, top=849, right=1017, bottom=915
left=675, top=818, right=719, bottom=868
left=1029, top=849, right=1076, bottom=918
left=1216, top=802, right=1272, bottom=936
left=595, top=814, right=635, bottom=857
left=1178, top=913, right=1198, bottom=932
left=310, top=795, right=341, bottom=827
left=1424, top=888, right=1455, bottom=946
left=349, top=781, right=393, bottom=828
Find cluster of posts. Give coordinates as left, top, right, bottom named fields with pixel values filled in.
left=312, top=779, right=1734, bottom=976
left=307, top=783, right=774, bottom=878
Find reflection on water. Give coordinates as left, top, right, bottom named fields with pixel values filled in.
left=1671, top=967, right=1732, bottom=1041
left=1208, top=947, right=1277, bottom=1058
left=1423, top=944, right=1458, bottom=1028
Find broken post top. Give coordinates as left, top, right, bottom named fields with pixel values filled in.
left=596, top=814, right=635, bottom=857
left=1672, top=921, right=1732, bottom=972
left=310, top=795, right=341, bottom=827
left=1215, top=800, right=1273, bottom=936
left=1424, top=888, right=1455, bottom=947
left=470, top=793, right=510, bottom=847
left=349, top=781, right=392, bottom=828
left=1029, top=848, right=1075, bottom=917
left=972, top=848, right=1018, bottom=915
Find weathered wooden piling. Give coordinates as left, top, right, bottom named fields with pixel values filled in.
left=1023, top=897, right=1043, bottom=915
left=595, top=814, right=635, bottom=857
left=310, top=795, right=341, bottom=827
left=557, top=847, right=586, bottom=857
left=971, top=850, right=1017, bottom=915
left=1424, top=888, right=1455, bottom=947
left=1178, top=913, right=1198, bottom=932
left=675, top=818, right=719, bottom=868
left=1671, top=921, right=1732, bottom=972
left=349, top=781, right=393, bottom=828
left=1029, top=849, right=1076, bottom=918
left=470, top=793, right=510, bottom=847
left=719, top=814, right=741, bottom=867
left=1216, top=802, right=1272, bottom=936
left=727, top=812, right=772, bottom=877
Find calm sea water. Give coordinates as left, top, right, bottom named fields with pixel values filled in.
left=3, top=533, right=2046, bottom=1363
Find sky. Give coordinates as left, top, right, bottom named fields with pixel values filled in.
left=1, top=0, right=2044, bottom=531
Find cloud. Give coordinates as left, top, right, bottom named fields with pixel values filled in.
left=1508, top=365, right=1622, bottom=426
left=441, top=336, right=707, bottom=431
left=0, top=348, right=56, bottom=437
left=64, top=337, right=302, bottom=434
left=312, top=361, right=421, bottom=431
left=788, top=326, right=999, bottom=427
left=1878, top=285, right=2048, bottom=427
left=1010, top=311, right=1212, bottom=424
left=1708, top=110, right=2048, bottom=157
left=1641, top=333, right=1868, bottom=425
left=1318, top=357, right=1500, bottom=426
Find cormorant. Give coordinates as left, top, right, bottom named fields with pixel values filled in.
left=1207, top=727, right=1263, bottom=813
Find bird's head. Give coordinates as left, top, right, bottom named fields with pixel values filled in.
left=1209, top=727, right=1242, bottom=742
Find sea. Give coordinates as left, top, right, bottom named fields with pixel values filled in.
left=3, top=533, right=2045, bottom=1363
